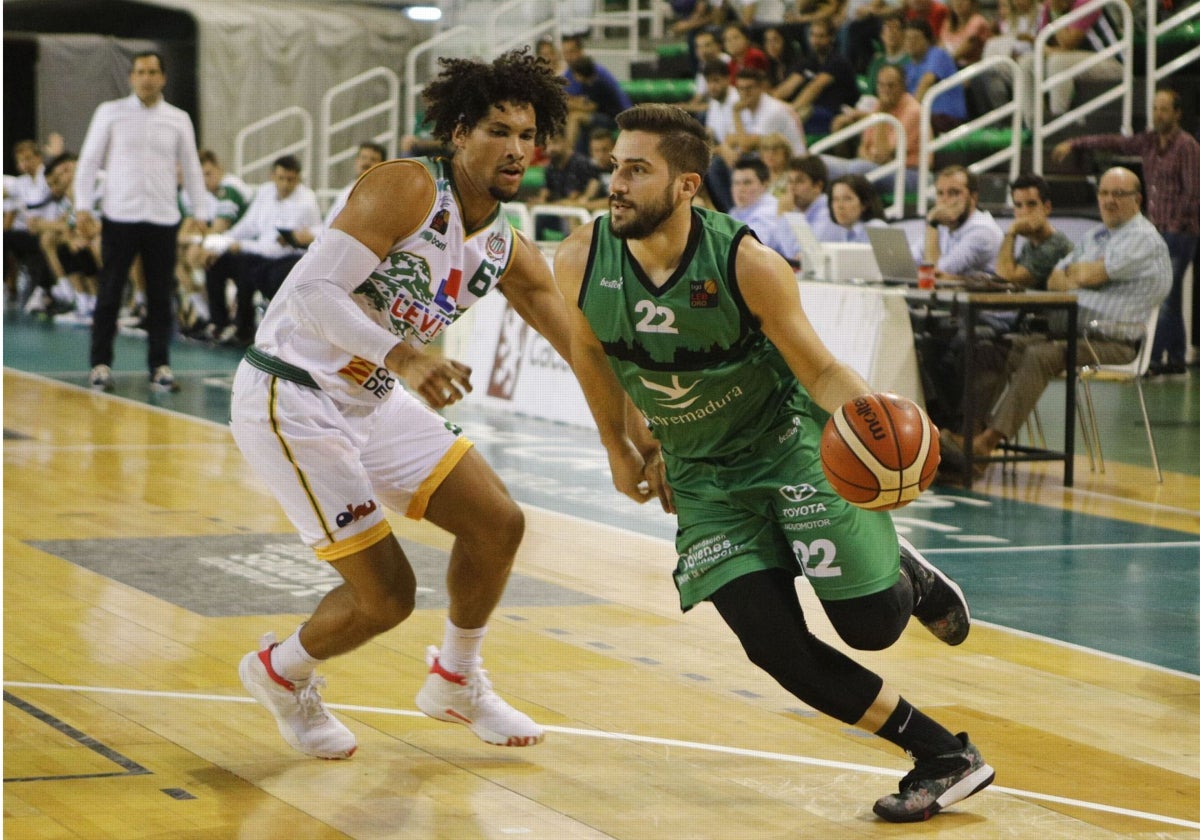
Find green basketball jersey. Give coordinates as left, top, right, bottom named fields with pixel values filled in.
left=579, top=207, right=820, bottom=461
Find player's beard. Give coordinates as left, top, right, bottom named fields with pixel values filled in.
left=610, top=183, right=676, bottom=240
left=489, top=183, right=520, bottom=202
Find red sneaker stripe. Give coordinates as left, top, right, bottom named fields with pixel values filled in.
left=429, top=656, right=468, bottom=686
left=257, top=645, right=295, bottom=690
left=445, top=708, right=473, bottom=724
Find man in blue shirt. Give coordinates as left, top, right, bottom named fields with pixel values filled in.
left=729, top=156, right=800, bottom=262
left=920, top=165, right=1003, bottom=277
left=904, top=20, right=967, bottom=134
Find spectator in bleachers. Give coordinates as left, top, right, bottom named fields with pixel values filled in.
left=563, top=38, right=634, bottom=155
left=702, top=59, right=742, bottom=146
left=904, top=19, right=968, bottom=134
left=536, top=132, right=597, bottom=206
left=834, top=12, right=910, bottom=130
left=904, top=0, right=948, bottom=39
left=919, top=165, right=1004, bottom=277
left=993, top=173, right=1073, bottom=289
left=579, top=128, right=617, bottom=212
left=772, top=18, right=859, bottom=136
left=1053, top=88, right=1200, bottom=376
left=1011, top=0, right=1122, bottom=123
left=535, top=36, right=566, bottom=75
left=75, top=50, right=208, bottom=393
left=823, top=173, right=888, bottom=241
left=5, top=140, right=53, bottom=312
left=667, top=0, right=723, bottom=38
left=718, top=67, right=808, bottom=166
left=785, top=0, right=850, bottom=32
left=682, top=30, right=732, bottom=117
left=729, top=156, right=800, bottom=261
left=940, top=0, right=992, bottom=68
left=864, top=12, right=912, bottom=93
left=721, top=22, right=772, bottom=82
left=324, top=141, right=386, bottom=228
left=787, top=154, right=839, bottom=237
left=758, top=132, right=795, bottom=207
left=986, top=0, right=1038, bottom=58
left=198, top=154, right=321, bottom=347
left=823, top=65, right=924, bottom=194
left=762, top=25, right=800, bottom=88
left=838, top=0, right=902, bottom=74
left=728, top=0, right=789, bottom=27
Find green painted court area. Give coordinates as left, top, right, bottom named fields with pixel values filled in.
left=5, top=314, right=1199, bottom=676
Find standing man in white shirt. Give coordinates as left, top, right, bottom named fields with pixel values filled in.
left=75, top=51, right=208, bottom=392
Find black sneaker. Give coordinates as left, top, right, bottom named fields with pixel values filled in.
left=899, top=535, right=970, bottom=645
left=873, top=732, right=995, bottom=822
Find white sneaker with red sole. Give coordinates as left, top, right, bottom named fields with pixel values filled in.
left=238, top=632, right=357, bottom=759
left=414, top=645, right=544, bottom=747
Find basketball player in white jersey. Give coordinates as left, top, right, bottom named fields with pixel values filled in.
left=230, top=50, right=573, bottom=758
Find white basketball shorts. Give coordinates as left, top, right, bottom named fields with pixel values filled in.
left=229, top=360, right=473, bottom=561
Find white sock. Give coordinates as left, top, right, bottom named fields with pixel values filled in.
left=270, top=627, right=322, bottom=683
left=439, top=618, right=486, bottom=675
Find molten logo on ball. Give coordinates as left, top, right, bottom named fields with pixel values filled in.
left=819, top=393, right=940, bottom=511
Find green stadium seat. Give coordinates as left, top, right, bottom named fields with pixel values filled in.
left=937, top=127, right=1032, bottom=154
left=521, top=165, right=545, bottom=191
left=621, top=78, right=696, bottom=103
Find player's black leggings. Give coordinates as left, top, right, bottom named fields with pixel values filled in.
left=709, top=567, right=912, bottom=725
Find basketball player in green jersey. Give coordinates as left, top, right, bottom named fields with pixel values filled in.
left=553, top=104, right=994, bottom=823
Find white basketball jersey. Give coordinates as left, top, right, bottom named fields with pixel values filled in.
left=256, top=157, right=516, bottom=405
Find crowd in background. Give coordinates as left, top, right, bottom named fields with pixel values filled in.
left=3, top=0, right=1198, bottom=395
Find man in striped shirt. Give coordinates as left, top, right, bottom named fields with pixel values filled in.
left=1053, top=88, right=1200, bottom=376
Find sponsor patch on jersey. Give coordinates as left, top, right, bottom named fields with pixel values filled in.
left=337, top=356, right=396, bottom=399
left=354, top=251, right=457, bottom=344
left=690, top=278, right=719, bottom=308
left=430, top=208, right=450, bottom=234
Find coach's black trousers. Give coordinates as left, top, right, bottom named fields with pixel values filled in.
left=90, top=219, right=179, bottom=372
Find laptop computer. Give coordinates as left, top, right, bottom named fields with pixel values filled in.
left=866, top=226, right=921, bottom=285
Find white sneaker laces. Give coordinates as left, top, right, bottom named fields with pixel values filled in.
left=296, top=677, right=331, bottom=724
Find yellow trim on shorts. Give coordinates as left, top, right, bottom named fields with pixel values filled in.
left=316, top=519, right=393, bottom=563
left=405, top=436, right=474, bottom=519
left=268, top=376, right=335, bottom=543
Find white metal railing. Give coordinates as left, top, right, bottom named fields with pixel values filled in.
left=917, top=55, right=1024, bottom=215
left=808, top=113, right=909, bottom=219
left=405, top=26, right=483, bottom=136
left=531, top=204, right=593, bottom=240
left=1147, top=1, right=1200, bottom=119
left=318, top=67, right=400, bottom=200
left=560, top=0, right=663, bottom=59
left=233, top=106, right=313, bottom=185
left=487, top=0, right=561, bottom=56
left=1031, top=0, right=1133, bottom=173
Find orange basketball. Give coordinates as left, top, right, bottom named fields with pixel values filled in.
left=820, top=393, right=939, bottom=511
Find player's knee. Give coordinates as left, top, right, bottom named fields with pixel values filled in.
left=357, top=587, right=415, bottom=634
left=467, top=496, right=524, bottom=560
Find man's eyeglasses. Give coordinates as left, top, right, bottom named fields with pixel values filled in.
left=1096, top=189, right=1138, bottom=199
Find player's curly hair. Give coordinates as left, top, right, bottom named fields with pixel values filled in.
left=422, top=48, right=568, bottom=147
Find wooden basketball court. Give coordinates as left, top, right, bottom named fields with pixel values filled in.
left=4, top=367, right=1199, bottom=839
